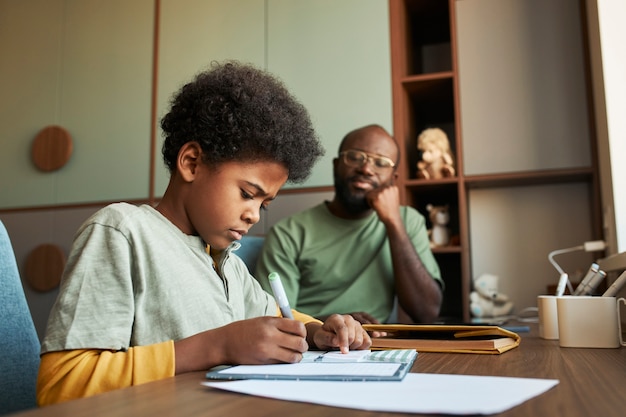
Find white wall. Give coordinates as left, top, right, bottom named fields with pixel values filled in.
left=457, top=0, right=597, bottom=312
left=584, top=0, right=626, bottom=300
left=457, top=0, right=590, bottom=176
left=595, top=0, right=626, bottom=253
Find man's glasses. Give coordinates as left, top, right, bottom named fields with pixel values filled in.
left=339, top=149, right=396, bottom=171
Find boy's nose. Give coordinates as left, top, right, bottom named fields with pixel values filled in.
left=244, top=207, right=261, bottom=225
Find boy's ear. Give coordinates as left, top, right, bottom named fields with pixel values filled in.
left=177, top=142, right=202, bottom=182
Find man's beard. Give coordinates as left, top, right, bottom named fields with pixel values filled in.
left=334, top=174, right=373, bottom=214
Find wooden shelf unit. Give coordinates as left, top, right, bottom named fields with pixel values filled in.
left=388, top=0, right=603, bottom=322
left=389, top=0, right=468, bottom=321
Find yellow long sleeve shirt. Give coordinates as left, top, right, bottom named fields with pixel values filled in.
left=37, top=309, right=320, bottom=406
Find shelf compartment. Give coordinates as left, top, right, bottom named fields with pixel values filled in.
left=401, top=76, right=457, bottom=181
left=434, top=251, right=463, bottom=320
left=407, top=184, right=460, bottom=244
left=404, top=0, right=452, bottom=75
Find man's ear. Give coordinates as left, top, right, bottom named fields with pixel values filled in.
left=177, top=142, right=203, bottom=182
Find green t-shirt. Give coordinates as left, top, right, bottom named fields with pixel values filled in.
left=42, top=203, right=275, bottom=353
left=255, top=203, right=441, bottom=323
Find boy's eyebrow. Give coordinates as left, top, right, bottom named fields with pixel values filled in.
left=244, top=181, right=276, bottom=199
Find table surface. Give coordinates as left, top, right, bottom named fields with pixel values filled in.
left=10, top=323, right=626, bottom=417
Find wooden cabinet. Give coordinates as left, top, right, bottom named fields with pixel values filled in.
left=0, top=0, right=154, bottom=209
left=389, top=0, right=603, bottom=321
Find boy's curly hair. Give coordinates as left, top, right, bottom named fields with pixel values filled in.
left=161, top=61, right=324, bottom=183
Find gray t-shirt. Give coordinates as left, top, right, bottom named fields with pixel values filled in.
left=42, top=203, right=275, bottom=353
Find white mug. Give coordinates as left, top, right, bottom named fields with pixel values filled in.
left=537, top=295, right=559, bottom=340
left=556, top=296, right=626, bottom=348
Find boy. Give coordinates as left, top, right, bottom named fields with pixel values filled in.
left=37, top=61, right=371, bottom=405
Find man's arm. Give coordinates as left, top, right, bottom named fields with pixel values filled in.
left=367, top=185, right=443, bottom=323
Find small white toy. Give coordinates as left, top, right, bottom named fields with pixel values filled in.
left=426, top=204, right=450, bottom=247
left=469, top=273, right=514, bottom=318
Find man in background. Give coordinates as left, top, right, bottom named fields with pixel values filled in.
left=256, top=124, right=443, bottom=324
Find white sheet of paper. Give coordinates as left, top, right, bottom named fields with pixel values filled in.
left=202, top=373, right=558, bottom=415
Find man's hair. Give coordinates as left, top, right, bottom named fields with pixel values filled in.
left=161, top=61, right=324, bottom=183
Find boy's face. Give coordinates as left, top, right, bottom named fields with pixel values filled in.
left=184, top=158, right=288, bottom=251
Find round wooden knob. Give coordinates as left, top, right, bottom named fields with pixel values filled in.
left=31, top=125, right=73, bottom=172
left=24, top=244, right=66, bottom=292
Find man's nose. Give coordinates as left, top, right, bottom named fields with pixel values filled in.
left=358, top=157, right=376, bottom=174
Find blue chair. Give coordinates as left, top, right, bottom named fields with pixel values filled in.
left=236, top=235, right=265, bottom=272
left=0, top=221, right=41, bottom=414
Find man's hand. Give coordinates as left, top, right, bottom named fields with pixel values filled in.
left=366, top=184, right=402, bottom=226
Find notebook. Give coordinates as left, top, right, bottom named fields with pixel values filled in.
left=205, top=349, right=417, bottom=381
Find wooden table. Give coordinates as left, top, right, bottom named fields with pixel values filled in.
left=10, top=324, right=626, bottom=416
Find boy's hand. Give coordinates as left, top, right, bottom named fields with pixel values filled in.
left=175, top=317, right=309, bottom=374
left=310, top=314, right=372, bottom=353
left=223, top=317, right=308, bottom=364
